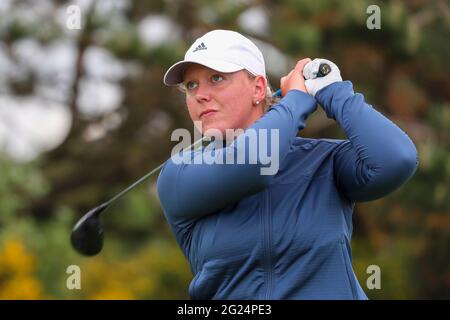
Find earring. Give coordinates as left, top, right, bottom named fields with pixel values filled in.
left=255, top=101, right=260, bottom=105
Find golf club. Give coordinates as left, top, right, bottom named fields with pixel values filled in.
left=70, top=62, right=332, bottom=256
left=70, top=136, right=207, bottom=256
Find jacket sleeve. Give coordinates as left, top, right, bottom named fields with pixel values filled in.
left=157, top=90, right=317, bottom=224
left=316, top=81, right=419, bottom=202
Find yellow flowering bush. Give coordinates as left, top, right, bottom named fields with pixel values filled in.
left=80, top=241, right=192, bottom=299
left=0, top=237, right=46, bottom=299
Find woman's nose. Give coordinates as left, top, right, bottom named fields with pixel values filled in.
left=194, top=83, right=212, bottom=102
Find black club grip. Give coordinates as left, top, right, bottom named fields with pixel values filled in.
left=317, top=63, right=331, bottom=77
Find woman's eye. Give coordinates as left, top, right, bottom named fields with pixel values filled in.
left=211, top=74, right=224, bottom=83
left=186, top=81, right=198, bottom=90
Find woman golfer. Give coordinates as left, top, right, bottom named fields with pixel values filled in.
left=157, top=30, right=418, bottom=299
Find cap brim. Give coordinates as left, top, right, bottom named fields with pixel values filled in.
left=163, top=58, right=244, bottom=86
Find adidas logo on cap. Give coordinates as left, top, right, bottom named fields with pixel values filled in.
left=193, top=42, right=207, bottom=52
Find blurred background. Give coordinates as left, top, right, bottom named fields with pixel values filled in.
left=0, top=0, right=448, bottom=299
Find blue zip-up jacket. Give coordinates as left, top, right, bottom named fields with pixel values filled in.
left=157, top=81, right=418, bottom=299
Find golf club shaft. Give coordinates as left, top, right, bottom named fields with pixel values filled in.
left=101, top=136, right=207, bottom=208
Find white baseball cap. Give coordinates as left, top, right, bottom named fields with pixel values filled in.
left=163, top=29, right=266, bottom=86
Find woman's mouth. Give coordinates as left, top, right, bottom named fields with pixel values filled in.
left=200, top=110, right=218, bottom=118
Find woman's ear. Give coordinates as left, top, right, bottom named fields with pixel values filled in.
left=253, top=75, right=267, bottom=105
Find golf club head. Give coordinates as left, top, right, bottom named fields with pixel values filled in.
left=70, top=204, right=107, bottom=256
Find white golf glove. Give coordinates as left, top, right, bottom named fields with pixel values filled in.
left=304, top=58, right=342, bottom=97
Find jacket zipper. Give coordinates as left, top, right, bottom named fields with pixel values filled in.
left=263, top=189, right=273, bottom=299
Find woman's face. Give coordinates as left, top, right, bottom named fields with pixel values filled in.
left=182, top=64, right=265, bottom=137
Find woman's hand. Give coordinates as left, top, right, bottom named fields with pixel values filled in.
left=304, top=58, right=342, bottom=97
left=280, top=58, right=311, bottom=97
